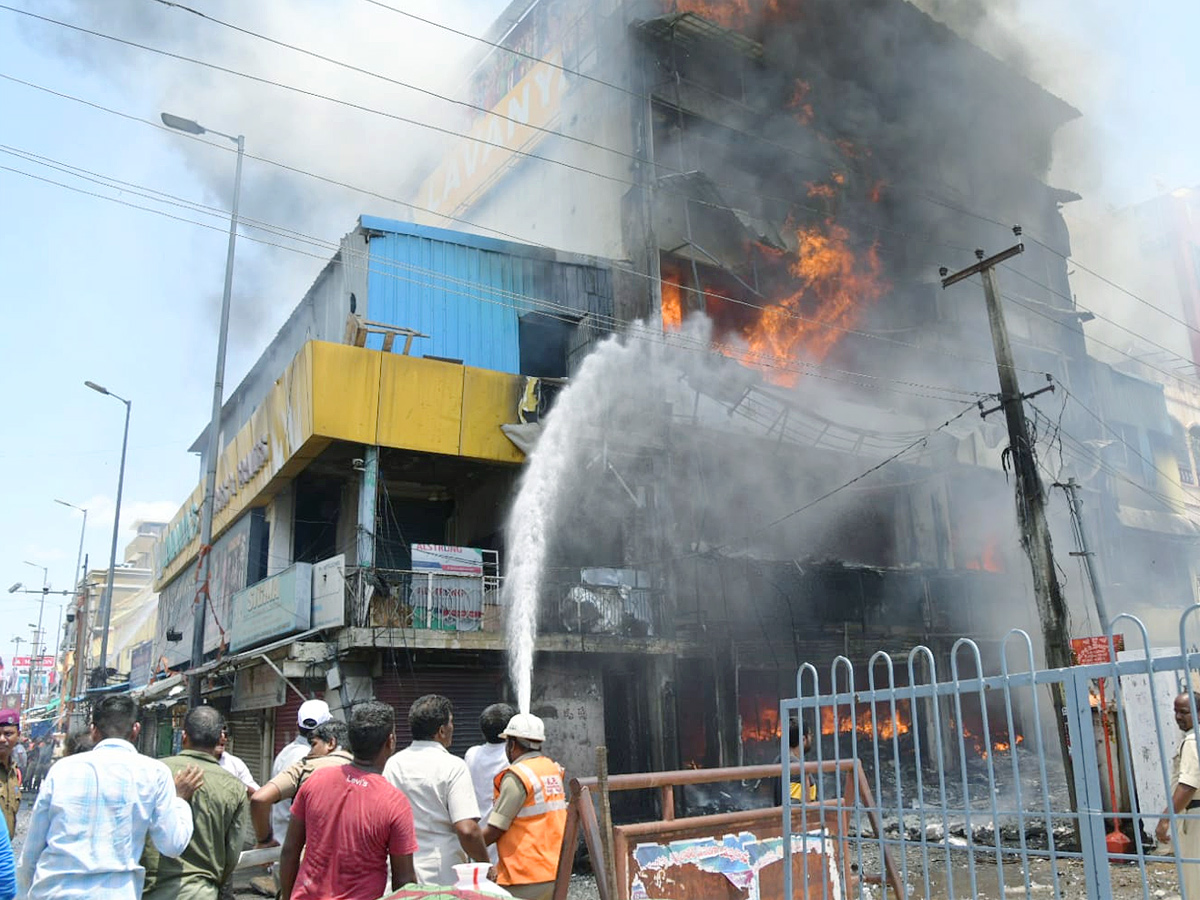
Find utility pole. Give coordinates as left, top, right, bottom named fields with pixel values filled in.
left=1057, top=477, right=1110, bottom=636
left=942, top=236, right=1077, bottom=804
left=26, top=623, right=43, bottom=711
left=9, top=637, right=22, bottom=702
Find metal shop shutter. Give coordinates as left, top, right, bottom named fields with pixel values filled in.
left=272, top=689, right=307, bottom=758
left=227, top=714, right=267, bottom=786
left=374, top=666, right=506, bottom=757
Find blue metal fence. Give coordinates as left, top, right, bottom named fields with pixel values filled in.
left=780, top=607, right=1200, bottom=899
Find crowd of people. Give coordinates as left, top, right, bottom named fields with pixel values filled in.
left=3, top=692, right=568, bottom=900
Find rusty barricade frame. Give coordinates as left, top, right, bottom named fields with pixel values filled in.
left=551, top=761, right=904, bottom=900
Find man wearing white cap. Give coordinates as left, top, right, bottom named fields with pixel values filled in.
left=269, top=699, right=330, bottom=844
left=481, top=713, right=568, bottom=900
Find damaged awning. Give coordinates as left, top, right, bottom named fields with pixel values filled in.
left=1116, top=505, right=1200, bottom=539
left=633, top=12, right=765, bottom=63
left=656, top=171, right=786, bottom=283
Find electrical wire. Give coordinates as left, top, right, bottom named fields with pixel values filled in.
left=356, top=0, right=1080, bottom=245
left=624, top=400, right=982, bottom=569
left=0, top=71, right=1052, bottom=378
left=20, top=0, right=1194, bottom=363
left=0, top=5, right=1023, bottom=267
left=0, top=152, right=998, bottom=403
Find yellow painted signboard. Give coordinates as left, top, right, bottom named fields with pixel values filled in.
left=417, top=52, right=568, bottom=219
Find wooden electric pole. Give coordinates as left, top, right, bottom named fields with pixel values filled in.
left=942, top=237, right=1077, bottom=804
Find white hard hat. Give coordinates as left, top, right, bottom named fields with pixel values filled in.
left=499, top=712, right=546, bottom=745
left=298, top=699, right=332, bottom=729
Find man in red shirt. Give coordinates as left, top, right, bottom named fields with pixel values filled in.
left=280, top=702, right=417, bottom=900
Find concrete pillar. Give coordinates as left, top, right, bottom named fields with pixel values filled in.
left=356, top=446, right=379, bottom=568
left=266, top=485, right=295, bottom=577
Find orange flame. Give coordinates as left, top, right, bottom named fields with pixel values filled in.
left=959, top=725, right=1024, bottom=759
left=964, top=536, right=1004, bottom=573
left=672, top=0, right=786, bottom=31
left=788, top=78, right=814, bottom=126
left=662, top=270, right=684, bottom=332
left=819, top=701, right=912, bottom=741
left=735, top=217, right=887, bottom=386
left=741, top=705, right=781, bottom=743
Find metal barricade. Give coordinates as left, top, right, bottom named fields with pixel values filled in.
left=781, top=607, right=1200, bottom=899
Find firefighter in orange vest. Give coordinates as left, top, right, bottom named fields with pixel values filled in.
left=481, top=713, right=568, bottom=900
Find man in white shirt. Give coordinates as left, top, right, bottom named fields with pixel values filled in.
left=216, top=728, right=260, bottom=793
left=464, top=702, right=515, bottom=865
left=270, top=698, right=330, bottom=842
left=383, top=694, right=489, bottom=884
left=17, top=694, right=203, bottom=900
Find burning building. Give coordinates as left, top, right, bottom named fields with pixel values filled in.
left=405, top=0, right=1110, bottom=780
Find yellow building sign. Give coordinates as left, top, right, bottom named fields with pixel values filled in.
left=154, top=342, right=528, bottom=589
left=417, top=52, right=568, bottom=219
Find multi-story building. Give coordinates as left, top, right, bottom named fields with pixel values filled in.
left=404, top=0, right=1115, bottom=772
left=143, top=216, right=654, bottom=781
left=142, top=1, right=1190, bottom=794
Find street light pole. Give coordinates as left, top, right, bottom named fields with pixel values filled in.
left=55, top=499, right=88, bottom=593
left=161, top=112, right=245, bottom=706
left=86, top=381, right=131, bottom=686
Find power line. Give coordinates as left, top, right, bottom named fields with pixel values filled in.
left=1030, top=236, right=1200, bottom=340
left=0, top=157, right=991, bottom=403
left=635, top=400, right=983, bottom=568
left=148, top=0, right=653, bottom=173
left=1001, top=290, right=1200, bottom=390
left=0, top=4, right=1007, bottom=266
left=0, top=78, right=1038, bottom=377
left=356, top=0, right=1071, bottom=246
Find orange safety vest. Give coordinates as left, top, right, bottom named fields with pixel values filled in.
left=493, top=754, right=569, bottom=886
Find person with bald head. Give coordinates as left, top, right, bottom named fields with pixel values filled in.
left=1157, top=691, right=1200, bottom=897
left=142, top=706, right=248, bottom=900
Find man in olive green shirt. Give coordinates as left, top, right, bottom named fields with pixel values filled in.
left=143, top=707, right=248, bottom=900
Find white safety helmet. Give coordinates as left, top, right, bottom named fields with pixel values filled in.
left=499, top=712, right=546, bottom=746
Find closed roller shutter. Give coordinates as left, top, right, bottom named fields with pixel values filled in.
left=227, top=714, right=267, bottom=786
left=374, top=665, right=505, bottom=757
left=272, top=689, right=309, bottom=758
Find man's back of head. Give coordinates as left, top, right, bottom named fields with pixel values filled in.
left=480, top=703, right=516, bottom=745
left=349, top=702, right=395, bottom=763
left=92, top=694, right=139, bottom=742
left=408, top=695, right=453, bottom=743
left=312, top=719, right=349, bottom=751
left=183, top=706, right=225, bottom=754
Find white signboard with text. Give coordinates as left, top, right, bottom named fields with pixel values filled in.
left=311, top=555, right=346, bottom=630
left=229, top=562, right=312, bottom=652
left=410, top=545, right=484, bottom=631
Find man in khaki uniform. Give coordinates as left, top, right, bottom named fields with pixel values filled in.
left=1157, top=692, right=1200, bottom=898
left=249, top=720, right=350, bottom=849
left=0, top=710, right=22, bottom=838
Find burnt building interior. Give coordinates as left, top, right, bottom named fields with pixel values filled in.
left=455, top=0, right=1099, bottom=791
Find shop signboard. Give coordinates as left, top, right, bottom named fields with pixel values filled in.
left=229, top=562, right=313, bottom=652
left=410, top=545, right=484, bottom=631
left=154, top=510, right=267, bottom=667
left=311, top=554, right=346, bottom=630
left=128, top=640, right=154, bottom=689
left=232, top=664, right=287, bottom=712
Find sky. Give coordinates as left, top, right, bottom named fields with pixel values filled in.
left=1, top=0, right=1200, bottom=679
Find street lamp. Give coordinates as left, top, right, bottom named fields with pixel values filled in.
left=22, top=562, right=49, bottom=701
left=86, top=380, right=131, bottom=685
left=162, top=111, right=245, bottom=705
left=54, top=499, right=88, bottom=590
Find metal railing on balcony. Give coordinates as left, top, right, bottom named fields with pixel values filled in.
left=345, top=563, right=503, bottom=632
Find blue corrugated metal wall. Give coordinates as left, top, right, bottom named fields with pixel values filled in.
left=361, top=217, right=611, bottom=374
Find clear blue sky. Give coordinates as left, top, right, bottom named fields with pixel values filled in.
left=1, top=0, right=1198, bottom=677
